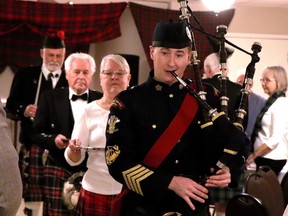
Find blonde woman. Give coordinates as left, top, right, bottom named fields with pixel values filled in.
left=247, top=66, right=288, bottom=176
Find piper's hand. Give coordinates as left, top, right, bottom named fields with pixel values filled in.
left=205, top=166, right=231, bottom=188
left=168, top=176, right=209, bottom=211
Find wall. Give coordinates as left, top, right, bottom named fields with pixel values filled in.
left=1, top=1, right=288, bottom=101
left=89, top=7, right=151, bottom=91
left=227, top=33, right=288, bottom=97
left=226, top=6, right=288, bottom=97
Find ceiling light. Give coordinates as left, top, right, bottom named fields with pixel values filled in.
left=201, top=0, right=236, bottom=13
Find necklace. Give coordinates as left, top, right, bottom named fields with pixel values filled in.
left=103, top=97, right=113, bottom=105
left=99, top=97, right=113, bottom=110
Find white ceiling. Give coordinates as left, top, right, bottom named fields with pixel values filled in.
left=234, top=0, right=288, bottom=8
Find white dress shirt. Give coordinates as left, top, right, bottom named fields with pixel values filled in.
left=69, top=88, right=88, bottom=124
left=41, top=65, right=62, bottom=89
left=254, top=97, right=288, bottom=160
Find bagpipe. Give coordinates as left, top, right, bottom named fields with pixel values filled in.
left=177, top=0, right=262, bottom=175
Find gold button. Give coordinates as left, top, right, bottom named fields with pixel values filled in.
left=169, top=94, right=174, bottom=98
left=152, top=124, right=157, bottom=129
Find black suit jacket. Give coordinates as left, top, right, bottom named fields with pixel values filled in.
left=31, top=87, right=102, bottom=173
left=6, top=65, right=68, bottom=145
left=202, top=74, right=243, bottom=122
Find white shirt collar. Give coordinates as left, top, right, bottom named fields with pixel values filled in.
left=41, top=64, right=62, bottom=79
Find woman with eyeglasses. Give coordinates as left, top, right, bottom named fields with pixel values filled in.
left=64, top=54, right=131, bottom=216
left=246, top=65, right=288, bottom=176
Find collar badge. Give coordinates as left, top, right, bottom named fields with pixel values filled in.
left=107, top=115, right=120, bottom=134
left=155, top=84, right=162, bottom=91
left=106, top=145, right=121, bottom=165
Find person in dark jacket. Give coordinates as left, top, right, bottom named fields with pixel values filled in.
left=235, top=69, right=266, bottom=139
left=6, top=31, right=68, bottom=203
left=31, top=52, right=102, bottom=215
left=104, top=20, right=247, bottom=216
left=202, top=52, right=243, bottom=122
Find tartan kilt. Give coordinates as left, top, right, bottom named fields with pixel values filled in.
left=209, top=172, right=245, bottom=203
left=75, top=188, right=117, bottom=216
left=43, top=158, right=75, bottom=216
left=20, top=144, right=45, bottom=201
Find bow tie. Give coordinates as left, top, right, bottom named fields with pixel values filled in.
left=71, top=93, right=88, bottom=101
left=47, top=73, right=59, bottom=80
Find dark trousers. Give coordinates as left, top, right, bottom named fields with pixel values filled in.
left=255, top=157, right=287, bottom=176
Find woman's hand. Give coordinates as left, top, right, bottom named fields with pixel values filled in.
left=246, top=153, right=256, bottom=166
left=67, top=139, right=82, bottom=162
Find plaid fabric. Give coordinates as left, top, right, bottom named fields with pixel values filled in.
left=129, top=2, right=235, bottom=79
left=22, top=145, right=45, bottom=202
left=209, top=172, right=245, bottom=203
left=43, top=158, right=74, bottom=216
left=0, top=1, right=127, bottom=70
left=74, top=188, right=117, bottom=216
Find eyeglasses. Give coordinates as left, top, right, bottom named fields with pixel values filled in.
left=101, top=70, right=127, bottom=77
left=260, top=78, right=275, bottom=83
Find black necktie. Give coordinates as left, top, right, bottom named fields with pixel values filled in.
left=71, top=93, right=88, bottom=101
left=47, top=73, right=53, bottom=89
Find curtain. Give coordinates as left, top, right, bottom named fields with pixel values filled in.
left=129, top=2, right=235, bottom=78
left=0, top=1, right=234, bottom=76
left=0, top=1, right=127, bottom=72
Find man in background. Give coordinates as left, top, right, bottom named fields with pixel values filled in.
left=235, top=69, right=266, bottom=139
left=31, top=52, right=102, bottom=215
left=6, top=31, right=68, bottom=207
left=202, top=52, right=243, bottom=122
